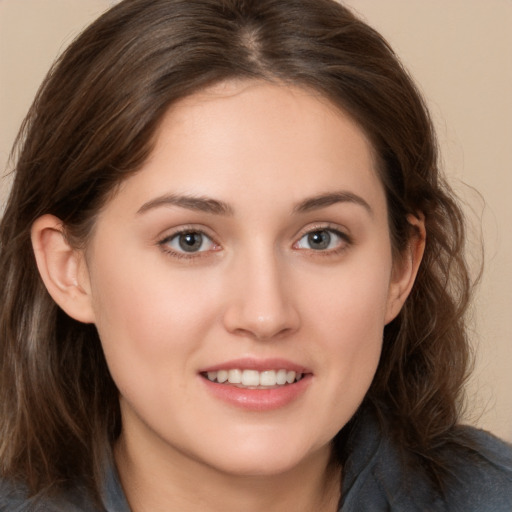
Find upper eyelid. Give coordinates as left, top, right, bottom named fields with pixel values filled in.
left=157, top=225, right=218, bottom=243
left=296, top=228, right=350, bottom=245
left=294, top=222, right=351, bottom=240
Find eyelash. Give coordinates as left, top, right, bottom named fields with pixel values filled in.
left=158, top=227, right=220, bottom=260
left=157, top=225, right=352, bottom=260
left=293, top=225, right=352, bottom=256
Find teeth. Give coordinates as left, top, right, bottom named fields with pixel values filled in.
left=228, top=369, right=242, bottom=384
left=204, top=368, right=304, bottom=387
left=260, top=370, right=276, bottom=386
left=276, top=369, right=287, bottom=385
left=241, top=370, right=260, bottom=386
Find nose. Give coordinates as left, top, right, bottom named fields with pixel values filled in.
left=222, top=251, right=300, bottom=340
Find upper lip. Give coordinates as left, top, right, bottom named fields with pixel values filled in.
left=199, top=357, right=311, bottom=374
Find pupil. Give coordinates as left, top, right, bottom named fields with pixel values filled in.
left=308, top=230, right=330, bottom=250
left=179, top=232, right=202, bottom=252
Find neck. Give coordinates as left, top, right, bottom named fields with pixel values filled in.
left=114, top=431, right=341, bottom=512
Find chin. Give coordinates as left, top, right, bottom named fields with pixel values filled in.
left=199, top=435, right=332, bottom=478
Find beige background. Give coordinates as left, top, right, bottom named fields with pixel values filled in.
left=1, top=0, right=511, bottom=441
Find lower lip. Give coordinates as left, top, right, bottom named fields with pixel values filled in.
left=200, top=375, right=312, bottom=411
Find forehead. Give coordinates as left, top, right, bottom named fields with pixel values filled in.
left=162, top=80, right=375, bottom=160
left=103, top=80, right=386, bottom=219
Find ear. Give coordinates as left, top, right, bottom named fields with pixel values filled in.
left=31, top=214, right=95, bottom=323
left=385, top=214, right=426, bottom=324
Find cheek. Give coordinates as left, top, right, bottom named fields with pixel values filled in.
left=303, top=246, right=392, bottom=344
left=316, top=279, right=388, bottom=381
left=299, top=252, right=392, bottom=411
left=87, top=251, right=219, bottom=395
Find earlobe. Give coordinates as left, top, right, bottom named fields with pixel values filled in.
left=385, top=214, right=426, bottom=324
left=31, top=214, right=95, bottom=324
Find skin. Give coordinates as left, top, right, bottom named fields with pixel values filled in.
left=32, top=80, right=424, bottom=512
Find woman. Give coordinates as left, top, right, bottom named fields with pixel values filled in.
left=0, top=0, right=511, bottom=510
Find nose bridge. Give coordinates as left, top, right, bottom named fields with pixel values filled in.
left=223, top=242, right=299, bottom=339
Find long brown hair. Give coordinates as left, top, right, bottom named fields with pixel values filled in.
left=0, top=0, right=472, bottom=502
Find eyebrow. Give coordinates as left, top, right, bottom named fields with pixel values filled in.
left=293, top=191, right=373, bottom=216
left=137, top=194, right=234, bottom=216
left=136, top=190, right=372, bottom=217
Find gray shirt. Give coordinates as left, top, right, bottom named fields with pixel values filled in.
left=2, top=411, right=511, bottom=511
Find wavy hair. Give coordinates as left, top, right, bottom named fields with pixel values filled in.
left=0, top=0, right=473, bottom=502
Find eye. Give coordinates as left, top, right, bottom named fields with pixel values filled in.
left=294, top=228, right=348, bottom=251
left=160, top=230, right=218, bottom=255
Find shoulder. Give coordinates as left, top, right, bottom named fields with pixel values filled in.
left=0, top=458, right=129, bottom=512
left=0, top=477, right=102, bottom=512
left=340, top=413, right=512, bottom=511
left=441, top=426, right=512, bottom=511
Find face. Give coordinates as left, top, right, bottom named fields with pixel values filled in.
left=77, top=81, right=413, bottom=478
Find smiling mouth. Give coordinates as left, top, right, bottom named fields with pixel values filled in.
left=201, top=369, right=305, bottom=389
